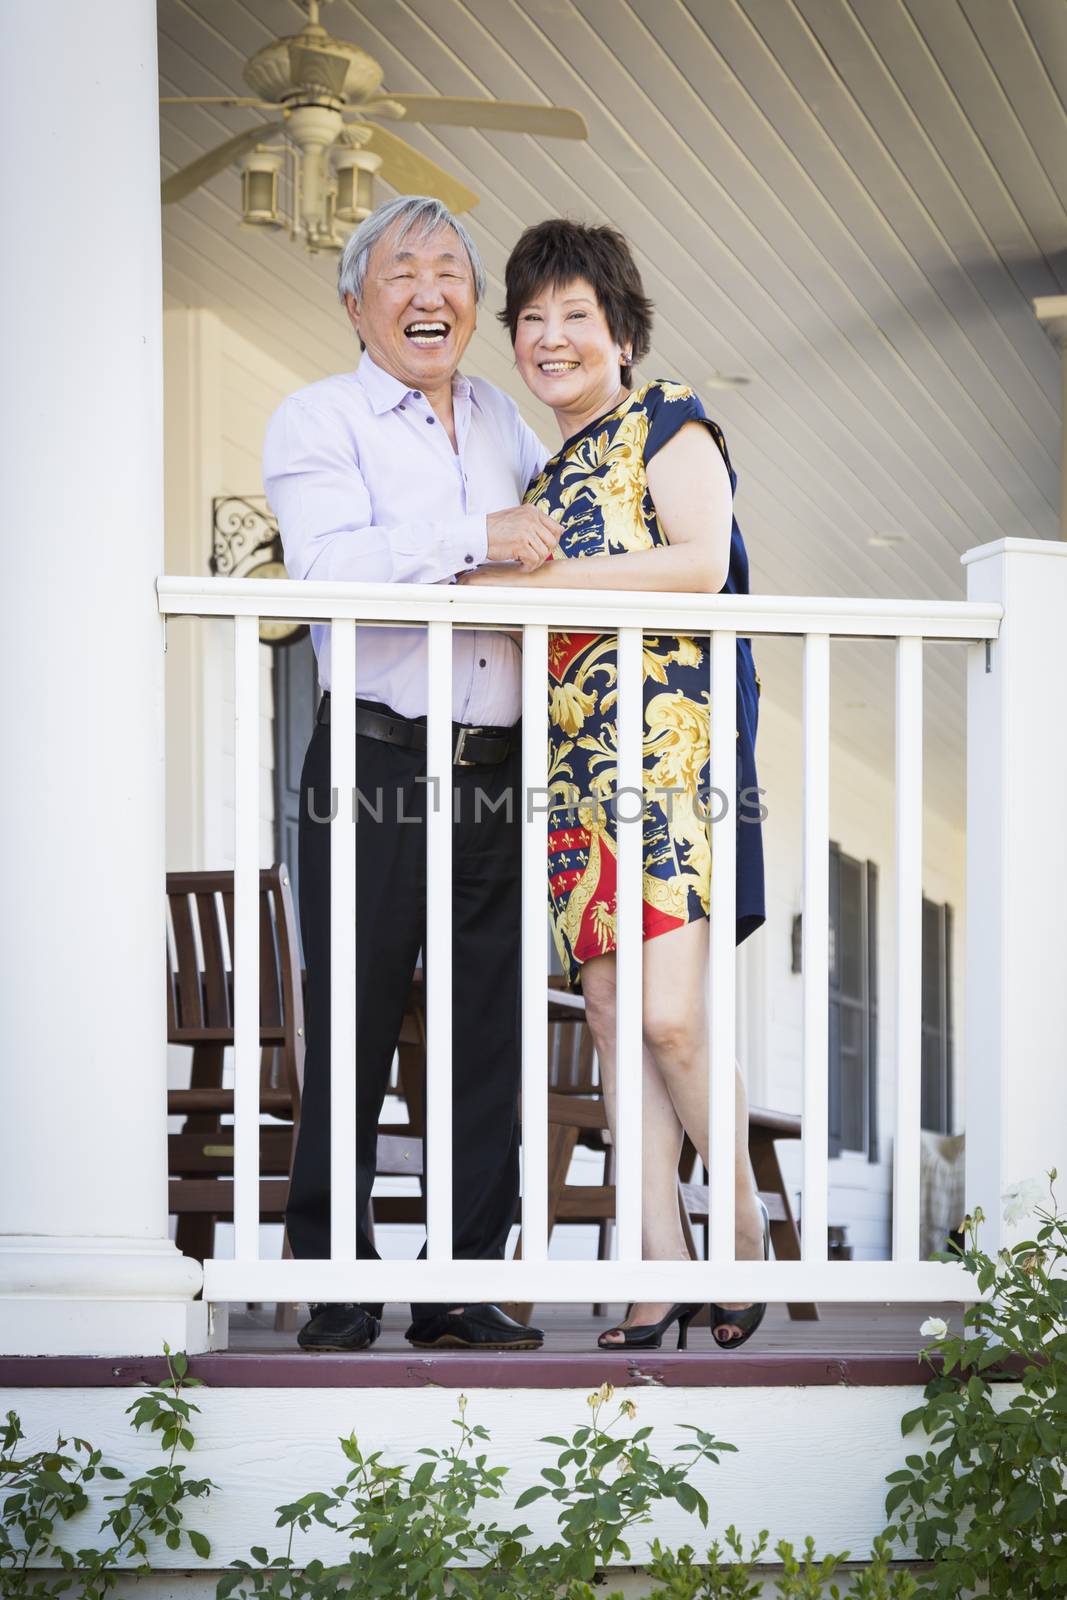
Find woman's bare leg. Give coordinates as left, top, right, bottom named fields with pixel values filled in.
left=579, top=951, right=693, bottom=1337
left=641, top=919, right=764, bottom=1341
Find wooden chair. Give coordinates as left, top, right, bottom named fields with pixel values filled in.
left=165, top=866, right=304, bottom=1260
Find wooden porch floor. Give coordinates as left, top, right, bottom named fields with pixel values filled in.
left=232, top=1299, right=962, bottom=1358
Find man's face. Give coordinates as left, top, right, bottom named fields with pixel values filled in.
left=344, top=221, right=477, bottom=391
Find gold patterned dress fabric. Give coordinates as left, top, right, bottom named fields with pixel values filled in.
left=524, top=379, right=765, bottom=989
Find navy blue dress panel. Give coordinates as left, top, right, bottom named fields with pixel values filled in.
left=643, top=382, right=766, bottom=945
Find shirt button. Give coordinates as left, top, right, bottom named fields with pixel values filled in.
left=426, top=416, right=435, bottom=425
left=412, top=390, right=421, bottom=397
left=397, top=402, right=405, bottom=411
left=464, top=554, right=474, bottom=564
left=479, top=658, right=487, bottom=668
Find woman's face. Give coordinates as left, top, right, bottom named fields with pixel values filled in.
left=513, top=276, right=628, bottom=417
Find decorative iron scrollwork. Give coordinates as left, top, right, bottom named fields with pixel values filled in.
left=210, top=495, right=308, bottom=646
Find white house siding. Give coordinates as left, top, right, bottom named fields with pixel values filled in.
left=163, top=305, right=301, bottom=876
left=8, top=1381, right=1017, bottom=1575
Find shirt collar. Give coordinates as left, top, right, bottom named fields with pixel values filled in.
left=355, top=350, right=476, bottom=415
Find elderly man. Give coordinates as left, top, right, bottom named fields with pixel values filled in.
left=264, top=196, right=558, bottom=1353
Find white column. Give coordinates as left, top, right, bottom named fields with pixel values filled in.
left=1033, top=296, right=1067, bottom=540
left=963, top=539, right=1067, bottom=1250
left=0, top=2, right=208, bottom=1354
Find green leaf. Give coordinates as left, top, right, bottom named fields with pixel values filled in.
left=1005, top=1481, right=1042, bottom=1526
left=189, top=1528, right=211, bottom=1560
left=514, top=1485, right=549, bottom=1508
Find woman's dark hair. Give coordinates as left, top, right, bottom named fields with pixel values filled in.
left=499, top=219, right=653, bottom=387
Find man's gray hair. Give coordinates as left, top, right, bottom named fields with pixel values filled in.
left=337, top=196, right=486, bottom=305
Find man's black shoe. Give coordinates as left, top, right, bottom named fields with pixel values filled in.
left=297, top=1302, right=381, bottom=1352
left=404, top=1303, right=544, bottom=1350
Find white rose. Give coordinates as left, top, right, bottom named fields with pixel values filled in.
left=1002, top=1177, right=1045, bottom=1226
left=919, top=1316, right=949, bottom=1339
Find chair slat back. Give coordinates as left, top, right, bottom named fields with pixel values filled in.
left=169, top=890, right=204, bottom=1030
left=548, top=1015, right=597, bottom=1094
left=195, top=890, right=230, bottom=1026
left=165, top=866, right=304, bottom=1108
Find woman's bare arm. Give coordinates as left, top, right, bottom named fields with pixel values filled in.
left=461, top=422, right=732, bottom=592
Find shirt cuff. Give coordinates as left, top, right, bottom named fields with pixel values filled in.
left=457, top=513, right=488, bottom=572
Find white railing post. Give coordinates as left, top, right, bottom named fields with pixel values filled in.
left=893, top=636, right=924, bottom=1261
left=425, top=622, right=454, bottom=1261
left=232, top=615, right=262, bottom=1262
left=329, top=620, right=357, bottom=1262
left=708, top=631, right=737, bottom=1263
left=801, top=634, right=830, bottom=1262
left=614, top=626, right=644, bottom=1262
left=521, top=624, right=549, bottom=1261
left=963, top=538, right=1067, bottom=1247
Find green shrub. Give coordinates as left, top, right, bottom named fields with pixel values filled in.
left=885, top=1174, right=1067, bottom=1598
left=0, top=1346, right=213, bottom=1597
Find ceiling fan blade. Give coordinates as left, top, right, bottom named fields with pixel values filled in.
left=160, top=96, right=276, bottom=108
left=161, top=122, right=285, bottom=205
left=362, top=94, right=587, bottom=140
left=359, top=124, right=479, bottom=213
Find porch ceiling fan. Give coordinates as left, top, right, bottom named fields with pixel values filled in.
left=160, top=0, right=588, bottom=253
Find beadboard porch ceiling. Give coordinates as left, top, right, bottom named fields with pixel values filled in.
left=157, top=0, right=1067, bottom=826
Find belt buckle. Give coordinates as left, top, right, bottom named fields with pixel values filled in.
left=453, top=726, right=477, bottom=767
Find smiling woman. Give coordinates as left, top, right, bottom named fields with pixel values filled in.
left=466, top=216, right=769, bottom=1357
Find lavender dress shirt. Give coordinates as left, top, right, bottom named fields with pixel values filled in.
left=263, top=352, right=547, bottom=727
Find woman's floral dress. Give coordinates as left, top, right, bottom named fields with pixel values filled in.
left=524, top=379, right=765, bottom=989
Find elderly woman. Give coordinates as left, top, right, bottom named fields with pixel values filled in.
left=462, top=219, right=767, bottom=1351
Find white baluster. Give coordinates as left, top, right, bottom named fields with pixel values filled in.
left=614, top=626, right=644, bottom=1262
left=521, top=624, right=549, bottom=1261
left=708, top=631, right=737, bottom=1262
left=233, top=615, right=261, bottom=1262
left=329, top=620, right=357, bottom=1262
left=894, top=635, right=923, bottom=1261
left=425, top=622, right=453, bottom=1260
left=801, top=634, right=830, bottom=1262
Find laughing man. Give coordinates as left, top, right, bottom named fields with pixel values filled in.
left=264, top=195, right=559, bottom=1353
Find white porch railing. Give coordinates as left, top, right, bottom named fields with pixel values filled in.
left=158, top=575, right=1003, bottom=1309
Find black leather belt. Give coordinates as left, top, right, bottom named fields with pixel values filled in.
left=316, top=694, right=518, bottom=768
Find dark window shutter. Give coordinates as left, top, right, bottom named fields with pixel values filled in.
left=920, top=896, right=953, bottom=1134
left=828, top=842, right=878, bottom=1158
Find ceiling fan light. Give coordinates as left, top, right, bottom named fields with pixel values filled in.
left=333, top=148, right=381, bottom=223
left=240, top=149, right=285, bottom=228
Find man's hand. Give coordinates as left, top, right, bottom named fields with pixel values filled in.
left=485, top=506, right=562, bottom=571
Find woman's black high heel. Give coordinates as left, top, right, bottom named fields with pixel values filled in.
left=597, top=1303, right=701, bottom=1351
left=710, top=1200, right=770, bottom=1351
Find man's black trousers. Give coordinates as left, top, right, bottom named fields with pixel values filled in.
left=285, top=710, right=522, bottom=1319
